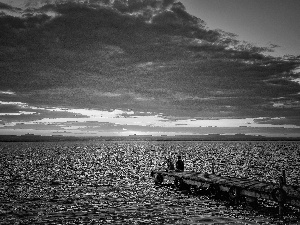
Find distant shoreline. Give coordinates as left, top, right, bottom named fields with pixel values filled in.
left=0, top=135, right=299, bottom=142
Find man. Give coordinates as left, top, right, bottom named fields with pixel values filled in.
left=166, top=158, right=175, bottom=171
left=176, top=155, right=184, bottom=172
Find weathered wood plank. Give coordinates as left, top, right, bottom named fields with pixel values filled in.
left=151, top=170, right=300, bottom=209
left=234, top=180, right=262, bottom=189
left=245, top=182, right=270, bottom=192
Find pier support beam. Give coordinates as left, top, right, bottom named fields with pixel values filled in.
left=282, top=170, right=286, bottom=185
left=278, top=176, right=285, bottom=218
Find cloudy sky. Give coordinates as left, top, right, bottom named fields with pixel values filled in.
left=0, top=0, right=300, bottom=137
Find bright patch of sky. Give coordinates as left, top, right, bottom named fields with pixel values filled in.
left=17, top=107, right=298, bottom=129
left=0, top=100, right=27, bottom=106
left=292, top=78, right=300, bottom=85
left=0, top=111, right=36, bottom=116
left=0, top=8, right=21, bottom=17
left=294, top=67, right=300, bottom=74
left=0, top=7, right=59, bottom=18
left=0, top=91, right=16, bottom=95
left=1, top=100, right=299, bottom=133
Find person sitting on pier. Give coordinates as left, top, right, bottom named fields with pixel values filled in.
left=166, top=158, right=175, bottom=171
left=175, top=155, right=184, bottom=172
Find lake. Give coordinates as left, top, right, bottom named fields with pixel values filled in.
left=0, top=141, right=300, bottom=224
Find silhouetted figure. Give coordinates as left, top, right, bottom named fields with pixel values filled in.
left=176, top=155, right=184, bottom=172
left=166, top=158, right=175, bottom=171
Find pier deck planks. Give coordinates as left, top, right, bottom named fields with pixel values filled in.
left=151, top=170, right=300, bottom=208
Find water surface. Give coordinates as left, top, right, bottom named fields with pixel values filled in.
left=0, top=141, right=299, bottom=224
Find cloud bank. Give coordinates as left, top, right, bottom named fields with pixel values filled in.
left=0, top=0, right=300, bottom=136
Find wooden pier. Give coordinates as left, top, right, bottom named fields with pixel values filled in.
left=150, top=170, right=300, bottom=217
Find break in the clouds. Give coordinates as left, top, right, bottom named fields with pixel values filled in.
left=0, top=0, right=300, bottom=137
left=1, top=100, right=300, bottom=137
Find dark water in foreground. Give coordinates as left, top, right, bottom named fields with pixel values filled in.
left=1, top=141, right=300, bottom=224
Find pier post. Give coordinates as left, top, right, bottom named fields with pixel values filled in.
left=282, top=170, right=286, bottom=185
left=193, top=160, right=196, bottom=172
left=278, top=176, right=284, bottom=219
left=211, top=162, right=215, bottom=174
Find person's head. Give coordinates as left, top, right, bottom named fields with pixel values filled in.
left=177, top=155, right=181, bottom=159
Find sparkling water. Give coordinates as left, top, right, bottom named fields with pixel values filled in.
left=1, top=141, right=299, bottom=224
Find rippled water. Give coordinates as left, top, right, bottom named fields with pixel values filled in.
left=1, top=141, right=300, bottom=224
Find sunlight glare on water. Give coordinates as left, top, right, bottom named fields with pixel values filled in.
left=0, top=141, right=300, bottom=224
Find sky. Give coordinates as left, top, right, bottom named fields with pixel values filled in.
left=181, top=0, right=300, bottom=57
left=0, top=0, right=300, bottom=137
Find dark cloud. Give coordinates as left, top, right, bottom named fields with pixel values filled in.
left=112, top=0, right=177, bottom=12
left=0, top=104, right=22, bottom=114
left=0, top=2, right=15, bottom=10
left=254, top=117, right=300, bottom=127
left=0, top=102, right=87, bottom=124
left=0, top=0, right=299, bottom=122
